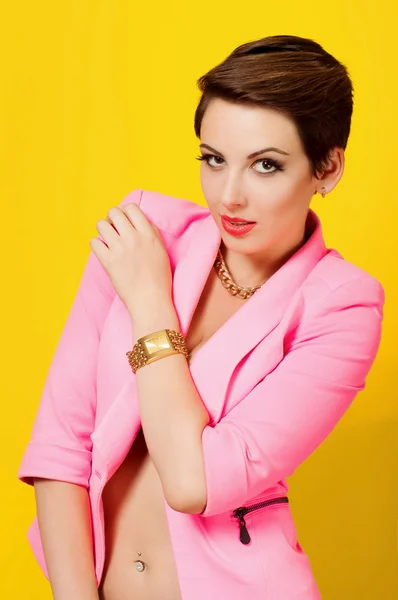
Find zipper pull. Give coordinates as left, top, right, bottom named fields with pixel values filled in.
left=233, top=508, right=251, bottom=544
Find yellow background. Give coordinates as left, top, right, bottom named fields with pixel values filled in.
left=1, top=1, right=397, bottom=598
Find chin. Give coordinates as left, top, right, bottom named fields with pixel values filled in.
left=222, top=239, right=262, bottom=256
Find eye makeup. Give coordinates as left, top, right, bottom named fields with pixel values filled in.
left=196, top=153, right=285, bottom=175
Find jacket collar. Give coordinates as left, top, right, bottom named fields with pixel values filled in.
left=172, top=207, right=328, bottom=415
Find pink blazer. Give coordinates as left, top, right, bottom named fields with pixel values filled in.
left=18, top=188, right=385, bottom=599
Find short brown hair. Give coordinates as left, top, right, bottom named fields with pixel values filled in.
left=194, top=35, right=354, bottom=178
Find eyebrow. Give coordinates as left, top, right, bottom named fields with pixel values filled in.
left=199, top=143, right=290, bottom=158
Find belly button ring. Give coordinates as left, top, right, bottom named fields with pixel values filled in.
left=135, top=551, right=145, bottom=572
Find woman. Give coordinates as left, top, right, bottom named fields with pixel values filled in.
left=18, top=35, right=385, bottom=600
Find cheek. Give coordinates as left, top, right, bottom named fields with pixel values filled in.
left=200, top=168, right=220, bottom=202
left=258, top=174, right=309, bottom=207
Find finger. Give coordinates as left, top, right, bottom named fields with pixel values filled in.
left=151, top=223, right=162, bottom=238
left=105, top=214, right=119, bottom=233
left=122, top=202, right=154, bottom=235
left=96, top=218, right=121, bottom=246
left=106, top=206, right=137, bottom=237
left=89, top=236, right=109, bottom=263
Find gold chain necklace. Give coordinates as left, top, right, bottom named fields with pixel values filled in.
left=213, top=247, right=266, bottom=299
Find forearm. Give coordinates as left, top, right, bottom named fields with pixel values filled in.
left=131, top=300, right=210, bottom=514
left=34, top=479, right=99, bottom=600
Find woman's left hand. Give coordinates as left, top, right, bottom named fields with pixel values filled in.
left=89, top=202, right=173, bottom=318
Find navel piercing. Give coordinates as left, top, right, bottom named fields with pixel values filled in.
left=135, top=560, right=145, bottom=572
left=135, top=551, right=146, bottom=572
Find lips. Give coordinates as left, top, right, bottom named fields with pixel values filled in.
left=220, top=216, right=257, bottom=236
left=221, top=215, right=256, bottom=224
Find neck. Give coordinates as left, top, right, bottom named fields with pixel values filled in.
left=219, top=224, right=309, bottom=289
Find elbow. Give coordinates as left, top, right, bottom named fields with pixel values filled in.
left=165, top=485, right=207, bottom=515
left=162, top=448, right=209, bottom=514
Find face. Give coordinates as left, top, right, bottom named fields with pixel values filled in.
left=198, top=98, right=332, bottom=278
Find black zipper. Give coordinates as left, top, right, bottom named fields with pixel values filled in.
left=232, top=496, right=289, bottom=545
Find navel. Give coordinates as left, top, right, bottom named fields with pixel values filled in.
left=134, top=551, right=147, bottom=572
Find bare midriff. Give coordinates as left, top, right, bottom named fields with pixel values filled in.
left=98, top=267, right=246, bottom=600
left=98, top=427, right=183, bottom=600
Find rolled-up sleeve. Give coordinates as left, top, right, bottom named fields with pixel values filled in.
left=200, top=275, right=385, bottom=517
left=18, top=188, right=143, bottom=488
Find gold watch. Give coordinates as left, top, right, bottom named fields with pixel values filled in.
left=126, top=328, right=189, bottom=373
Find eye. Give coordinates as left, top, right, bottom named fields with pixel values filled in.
left=196, top=154, right=225, bottom=168
left=253, top=158, right=283, bottom=175
left=195, top=154, right=284, bottom=175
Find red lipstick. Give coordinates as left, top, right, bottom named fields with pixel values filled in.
left=220, top=215, right=257, bottom=237
left=220, top=214, right=255, bottom=224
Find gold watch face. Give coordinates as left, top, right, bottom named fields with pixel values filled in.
left=145, top=333, right=172, bottom=356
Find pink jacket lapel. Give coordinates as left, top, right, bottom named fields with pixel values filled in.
left=92, top=208, right=328, bottom=477
left=172, top=208, right=328, bottom=419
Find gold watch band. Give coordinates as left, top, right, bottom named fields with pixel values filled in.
left=126, top=328, right=189, bottom=373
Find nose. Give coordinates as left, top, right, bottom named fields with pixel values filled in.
left=219, top=174, right=246, bottom=210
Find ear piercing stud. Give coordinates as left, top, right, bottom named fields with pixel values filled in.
left=315, top=186, right=327, bottom=198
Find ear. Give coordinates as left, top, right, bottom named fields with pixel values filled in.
left=314, top=147, right=345, bottom=194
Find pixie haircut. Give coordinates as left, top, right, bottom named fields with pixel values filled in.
left=194, top=35, right=354, bottom=179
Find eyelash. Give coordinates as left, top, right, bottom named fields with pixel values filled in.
left=195, top=153, right=285, bottom=175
